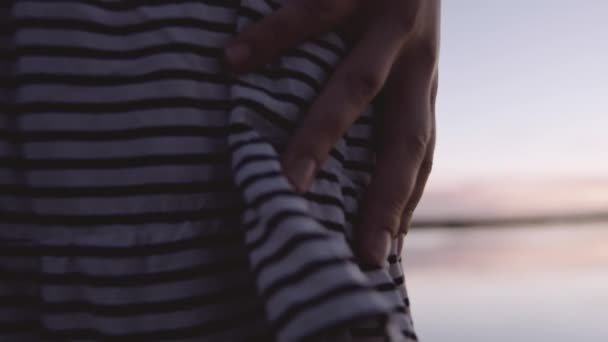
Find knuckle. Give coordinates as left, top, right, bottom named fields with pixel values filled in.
left=419, top=158, right=434, bottom=178
left=388, top=0, right=420, bottom=34
left=298, top=0, right=346, bottom=23
left=414, top=39, right=440, bottom=68
left=393, top=11, right=417, bottom=35
left=395, top=3, right=440, bottom=68
left=344, top=70, right=383, bottom=105
left=402, top=200, right=418, bottom=219
left=403, top=131, right=430, bottom=161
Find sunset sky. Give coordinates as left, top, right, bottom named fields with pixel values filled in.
left=416, top=0, right=608, bottom=220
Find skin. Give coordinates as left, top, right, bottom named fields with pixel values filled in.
left=224, top=0, right=441, bottom=267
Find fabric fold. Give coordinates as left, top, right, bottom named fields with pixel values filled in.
left=229, top=127, right=403, bottom=341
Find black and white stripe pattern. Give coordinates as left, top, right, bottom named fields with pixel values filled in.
left=0, top=1, right=416, bottom=341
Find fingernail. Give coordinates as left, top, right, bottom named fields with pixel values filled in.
left=224, top=42, right=251, bottom=68
left=285, top=157, right=316, bottom=193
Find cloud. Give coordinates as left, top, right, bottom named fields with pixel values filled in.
left=414, top=177, right=608, bottom=221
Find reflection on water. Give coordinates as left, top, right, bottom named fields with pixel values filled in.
left=403, top=223, right=608, bottom=342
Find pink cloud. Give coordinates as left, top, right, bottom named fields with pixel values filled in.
left=414, top=177, right=608, bottom=221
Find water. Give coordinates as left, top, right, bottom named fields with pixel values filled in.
left=402, top=223, right=608, bottom=342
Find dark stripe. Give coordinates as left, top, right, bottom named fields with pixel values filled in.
left=0, top=284, right=254, bottom=316
left=403, top=330, right=419, bottom=341
left=350, top=318, right=417, bottom=340
left=0, top=125, right=235, bottom=142
left=0, top=43, right=222, bottom=61
left=318, top=170, right=340, bottom=183
left=345, top=212, right=358, bottom=225
left=0, top=206, right=241, bottom=226
left=284, top=48, right=333, bottom=74
left=233, top=154, right=278, bottom=171
left=1, top=112, right=356, bottom=175
left=303, top=192, right=346, bottom=211
left=341, top=185, right=359, bottom=198
left=350, top=322, right=387, bottom=337
left=0, top=180, right=233, bottom=198
left=0, top=231, right=242, bottom=257
left=236, top=79, right=308, bottom=108
left=256, top=66, right=321, bottom=92
left=251, top=232, right=328, bottom=276
left=1, top=97, right=230, bottom=115
left=394, top=305, right=407, bottom=314
left=228, top=136, right=269, bottom=154
left=11, top=0, right=237, bottom=11
left=1, top=17, right=233, bottom=35
left=329, top=148, right=345, bottom=163
left=0, top=320, right=37, bottom=334
left=273, top=283, right=370, bottom=331
left=317, top=219, right=346, bottom=233
left=0, top=257, right=246, bottom=286
left=261, top=257, right=353, bottom=300
left=236, top=167, right=349, bottom=199
left=249, top=190, right=299, bottom=209
left=264, top=211, right=315, bottom=233
left=233, top=98, right=296, bottom=131
left=0, top=70, right=229, bottom=88
left=1, top=55, right=328, bottom=94
left=237, top=170, right=282, bottom=192
left=300, top=312, right=386, bottom=342
left=345, top=135, right=374, bottom=148
left=358, top=263, right=384, bottom=272
left=375, top=282, right=396, bottom=292
left=2, top=55, right=320, bottom=95
left=38, top=308, right=261, bottom=341
left=0, top=72, right=312, bottom=115
left=246, top=210, right=309, bottom=251
left=343, top=160, right=375, bottom=173
left=0, top=153, right=227, bottom=170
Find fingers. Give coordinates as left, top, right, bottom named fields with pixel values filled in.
left=282, top=19, right=406, bottom=192
left=398, top=124, right=435, bottom=235
left=354, top=115, right=432, bottom=266
left=354, top=48, right=437, bottom=267
left=399, top=72, right=439, bottom=235
left=224, top=0, right=357, bottom=73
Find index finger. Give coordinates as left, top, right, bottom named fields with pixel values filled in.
left=282, top=17, right=407, bottom=192
left=224, top=0, right=357, bottom=73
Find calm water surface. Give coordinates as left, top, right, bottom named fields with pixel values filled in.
left=403, top=223, right=608, bottom=342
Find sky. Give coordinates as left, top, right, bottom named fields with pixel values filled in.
left=416, top=0, right=608, bottom=220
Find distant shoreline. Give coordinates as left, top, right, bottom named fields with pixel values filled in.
left=412, top=211, right=608, bottom=228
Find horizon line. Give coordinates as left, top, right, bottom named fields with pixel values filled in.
left=412, top=211, right=608, bottom=229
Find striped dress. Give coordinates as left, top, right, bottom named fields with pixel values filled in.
left=0, top=1, right=416, bottom=341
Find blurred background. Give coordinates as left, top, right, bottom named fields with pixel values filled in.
left=405, top=1, right=608, bottom=341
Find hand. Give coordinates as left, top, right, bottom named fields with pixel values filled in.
left=224, top=0, right=440, bottom=267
